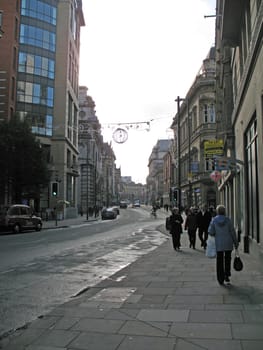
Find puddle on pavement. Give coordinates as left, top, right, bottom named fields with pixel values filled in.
left=89, top=287, right=136, bottom=302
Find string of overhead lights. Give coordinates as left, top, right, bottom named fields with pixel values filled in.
left=52, top=115, right=172, bottom=144
left=101, top=116, right=172, bottom=144
left=102, top=120, right=153, bottom=143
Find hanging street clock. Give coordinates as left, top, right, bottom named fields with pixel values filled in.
left=112, top=128, right=128, bottom=144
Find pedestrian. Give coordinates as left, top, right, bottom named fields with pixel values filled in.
left=184, top=207, right=198, bottom=249
left=197, top=205, right=212, bottom=249
left=169, top=207, right=184, bottom=251
left=208, top=204, right=239, bottom=285
left=209, top=206, right=216, bottom=218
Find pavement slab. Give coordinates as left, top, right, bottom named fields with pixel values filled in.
left=68, top=332, right=124, bottom=350
left=71, top=318, right=124, bottom=333
left=177, top=338, right=242, bottom=350
left=188, top=310, right=243, bottom=323
left=118, top=320, right=168, bottom=337
left=137, top=309, right=189, bottom=322
left=232, top=324, right=263, bottom=339
left=31, top=329, right=79, bottom=348
left=117, top=335, right=177, bottom=350
left=169, top=322, right=232, bottom=339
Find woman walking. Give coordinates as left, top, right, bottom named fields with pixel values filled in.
left=208, top=205, right=239, bottom=285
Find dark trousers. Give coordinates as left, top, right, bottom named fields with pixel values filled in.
left=171, top=232, right=181, bottom=249
left=188, top=229, right=196, bottom=248
left=198, top=228, right=208, bottom=247
left=216, top=250, right=232, bottom=284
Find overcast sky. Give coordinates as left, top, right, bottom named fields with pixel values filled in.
left=79, top=0, right=216, bottom=184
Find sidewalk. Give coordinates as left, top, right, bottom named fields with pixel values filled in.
left=42, top=215, right=98, bottom=230
left=1, top=223, right=263, bottom=349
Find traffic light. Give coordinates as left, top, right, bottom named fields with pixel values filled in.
left=51, top=182, right=58, bottom=196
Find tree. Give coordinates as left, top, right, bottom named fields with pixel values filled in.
left=0, top=117, right=51, bottom=204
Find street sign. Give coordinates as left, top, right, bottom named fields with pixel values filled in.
left=210, top=170, right=222, bottom=182
left=191, top=161, right=199, bottom=173
left=204, top=139, right=224, bottom=156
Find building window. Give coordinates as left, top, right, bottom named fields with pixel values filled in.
left=245, top=117, right=259, bottom=242
left=192, top=106, right=197, bottom=131
left=17, top=81, right=54, bottom=107
left=11, top=77, right=15, bottom=100
left=15, top=17, right=19, bottom=40
left=21, top=0, right=57, bottom=25
left=205, top=158, right=215, bottom=172
left=67, top=149, right=71, bottom=168
left=18, top=111, right=53, bottom=136
left=68, top=94, right=72, bottom=140
left=73, top=105, right=78, bottom=146
left=20, top=24, right=56, bottom=52
left=13, top=47, right=17, bottom=70
left=203, top=103, right=215, bottom=123
left=19, top=52, right=55, bottom=78
left=70, top=2, right=77, bottom=40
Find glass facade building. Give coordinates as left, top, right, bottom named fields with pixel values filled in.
left=16, top=0, right=57, bottom=137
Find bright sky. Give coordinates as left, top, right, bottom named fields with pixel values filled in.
left=79, top=0, right=216, bottom=184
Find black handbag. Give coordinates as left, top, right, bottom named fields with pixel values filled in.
left=233, top=250, right=243, bottom=271
left=165, top=217, right=171, bottom=231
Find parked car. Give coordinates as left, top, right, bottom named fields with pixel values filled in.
left=1, top=204, right=42, bottom=233
left=132, top=201, right=140, bottom=208
left=119, top=201, right=128, bottom=209
left=101, top=207, right=117, bottom=220
left=112, top=206, right=120, bottom=215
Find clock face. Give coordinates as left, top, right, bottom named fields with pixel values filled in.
left=113, top=128, right=128, bottom=143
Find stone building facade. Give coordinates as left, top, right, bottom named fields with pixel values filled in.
left=147, top=139, right=172, bottom=206
left=171, top=48, right=218, bottom=210
left=215, top=0, right=263, bottom=255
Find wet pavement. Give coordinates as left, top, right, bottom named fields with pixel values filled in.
left=1, top=211, right=263, bottom=349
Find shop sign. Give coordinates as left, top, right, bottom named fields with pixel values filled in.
left=204, top=139, right=224, bottom=156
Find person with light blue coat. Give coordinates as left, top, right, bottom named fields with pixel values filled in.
left=208, top=205, right=239, bottom=285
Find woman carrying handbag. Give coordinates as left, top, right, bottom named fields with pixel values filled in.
left=208, top=205, right=239, bottom=285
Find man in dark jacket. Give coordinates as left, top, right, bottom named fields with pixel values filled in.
left=197, top=205, right=212, bottom=249
left=169, top=207, right=184, bottom=251
left=185, top=207, right=198, bottom=249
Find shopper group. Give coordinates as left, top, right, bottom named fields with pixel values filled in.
left=166, top=204, right=239, bottom=285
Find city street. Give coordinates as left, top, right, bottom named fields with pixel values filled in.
left=0, top=207, right=168, bottom=337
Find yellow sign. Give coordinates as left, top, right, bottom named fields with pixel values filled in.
left=204, top=139, right=224, bottom=156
